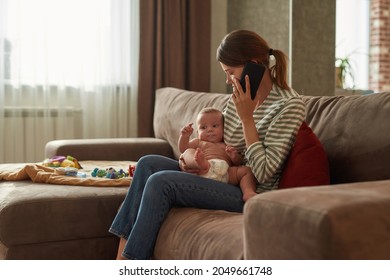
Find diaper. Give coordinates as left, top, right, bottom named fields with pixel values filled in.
left=200, top=159, right=229, bottom=183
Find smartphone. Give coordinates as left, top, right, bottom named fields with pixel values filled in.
left=239, top=62, right=266, bottom=100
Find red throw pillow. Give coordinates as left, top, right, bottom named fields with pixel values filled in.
left=279, top=122, right=330, bottom=189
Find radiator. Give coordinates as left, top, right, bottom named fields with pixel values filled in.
left=1, top=107, right=82, bottom=163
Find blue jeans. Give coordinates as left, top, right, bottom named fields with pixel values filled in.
left=109, top=155, right=244, bottom=259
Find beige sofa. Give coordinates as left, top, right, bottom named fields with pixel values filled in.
left=1, top=87, right=390, bottom=259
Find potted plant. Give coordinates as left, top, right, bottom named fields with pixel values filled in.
left=335, top=56, right=355, bottom=89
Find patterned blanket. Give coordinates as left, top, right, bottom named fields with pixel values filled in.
left=0, top=160, right=134, bottom=187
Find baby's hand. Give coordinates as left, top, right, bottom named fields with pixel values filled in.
left=226, top=145, right=237, bottom=156
left=226, top=145, right=241, bottom=163
left=181, top=123, right=194, bottom=137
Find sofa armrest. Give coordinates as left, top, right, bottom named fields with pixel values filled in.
left=45, top=138, right=174, bottom=161
left=243, top=180, right=390, bottom=260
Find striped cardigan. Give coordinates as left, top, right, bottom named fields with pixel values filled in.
left=223, top=85, right=306, bottom=193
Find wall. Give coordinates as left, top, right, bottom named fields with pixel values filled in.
left=210, top=0, right=228, bottom=93
left=210, top=0, right=336, bottom=96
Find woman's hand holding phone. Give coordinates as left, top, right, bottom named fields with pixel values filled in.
left=239, top=62, right=266, bottom=100
left=231, top=75, right=257, bottom=122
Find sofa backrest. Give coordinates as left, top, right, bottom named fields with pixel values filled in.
left=154, top=87, right=229, bottom=160
left=154, top=87, right=390, bottom=185
left=303, top=92, right=390, bottom=184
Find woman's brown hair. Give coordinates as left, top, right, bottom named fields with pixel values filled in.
left=216, top=30, right=290, bottom=90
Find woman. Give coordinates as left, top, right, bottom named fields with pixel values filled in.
left=109, top=29, right=306, bottom=260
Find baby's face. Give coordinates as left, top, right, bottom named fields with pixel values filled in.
left=196, top=112, right=224, bottom=143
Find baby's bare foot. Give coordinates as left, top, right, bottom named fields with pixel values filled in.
left=194, top=148, right=204, bottom=162
left=243, top=192, right=257, bottom=202
left=194, top=148, right=210, bottom=173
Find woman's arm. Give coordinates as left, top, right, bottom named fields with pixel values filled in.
left=225, top=79, right=305, bottom=187
left=246, top=98, right=305, bottom=184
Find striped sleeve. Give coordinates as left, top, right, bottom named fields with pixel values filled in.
left=246, top=97, right=306, bottom=191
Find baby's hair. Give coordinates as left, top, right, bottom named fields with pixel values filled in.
left=197, top=107, right=224, bottom=124
left=198, top=107, right=222, bottom=115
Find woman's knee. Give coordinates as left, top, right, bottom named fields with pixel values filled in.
left=144, top=170, right=190, bottom=197
left=146, top=171, right=173, bottom=191
left=140, top=172, right=177, bottom=207
left=137, top=154, right=160, bottom=167
left=137, top=155, right=179, bottom=173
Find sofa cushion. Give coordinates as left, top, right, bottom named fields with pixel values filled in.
left=154, top=207, right=243, bottom=259
left=303, top=92, right=390, bottom=184
left=279, top=122, right=330, bottom=188
left=244, top=180, right=390, bottom=259
left=0, top=161, right=129, bottom=259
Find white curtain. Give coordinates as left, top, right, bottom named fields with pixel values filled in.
left=0, top=0, right=139, bottom=163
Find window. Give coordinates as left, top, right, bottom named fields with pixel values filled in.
left=0, top=0, right=139, bottom=163
left=336, top=0, right=370, bottom=89
left=2, top=0, right=138, bottom=88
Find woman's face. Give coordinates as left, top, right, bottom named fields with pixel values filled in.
left=219, top=62, right=244, bottom=87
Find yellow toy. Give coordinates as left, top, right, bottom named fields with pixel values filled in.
left=42, top=155, right=82, bottom=169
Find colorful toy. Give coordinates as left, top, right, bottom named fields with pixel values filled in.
left=55, top=167, right=87, bottom=178
left=129, top=165, right=136, bottom=177
left=55, top=167, right=78, bottom=176
left=42, top=156, right=66, bottom=167
left=42, top=155, right=82, bottom=169
left=91, top=167, right=129, bottom=179
left=91, top=168, right=106, bottom=178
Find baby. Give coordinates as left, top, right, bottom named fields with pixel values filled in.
left=178, top=107, right=257, bottom=202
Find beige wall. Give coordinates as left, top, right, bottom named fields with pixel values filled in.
left=210, top=0, right=228, bottom=93
left=210, top=0, right=336, bottom=96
